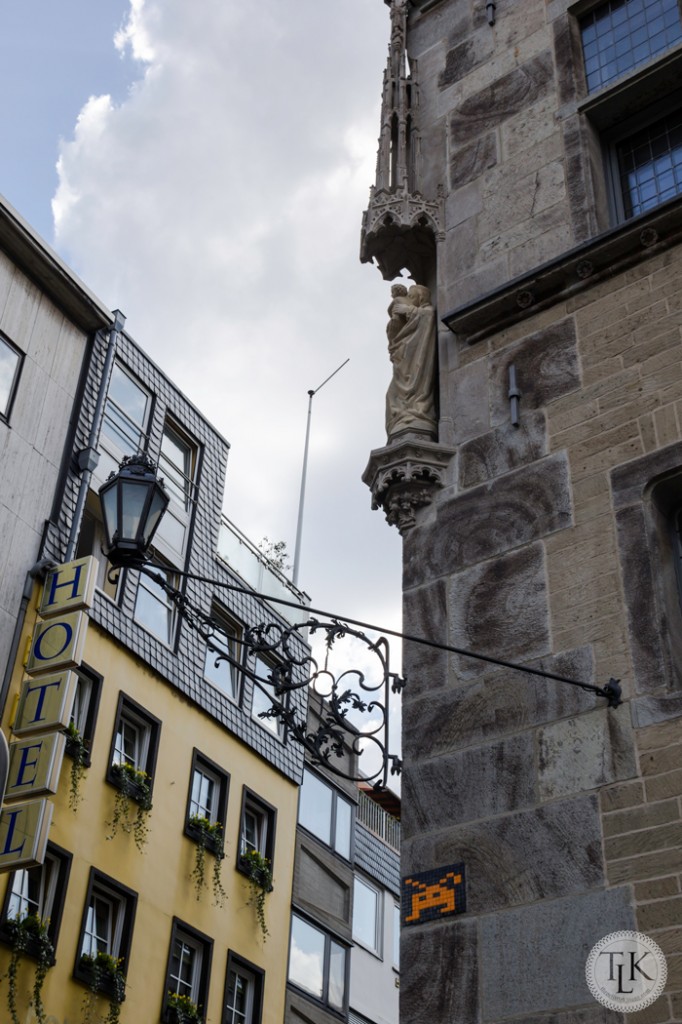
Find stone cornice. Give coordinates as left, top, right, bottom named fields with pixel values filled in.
left=442, top=197, right=682, bottom=346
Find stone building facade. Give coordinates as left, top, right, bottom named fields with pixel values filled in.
left=362, top=0, right=682, bottom=1022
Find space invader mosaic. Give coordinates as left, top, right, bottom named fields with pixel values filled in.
left=401, top=863, right=466, bottom=926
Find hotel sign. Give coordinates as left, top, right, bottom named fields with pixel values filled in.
left=0, top=557, right=96, bottom=872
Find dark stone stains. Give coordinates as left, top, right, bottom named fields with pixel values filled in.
left=459, top=410, right=548, bottom=488
left=402, top=795, right=604, bottom=913
left=401, top=921, right=479, bottom=1024
left=401, top=732, right=537, bottom=838
left=449, top=51, right=555, bottom=144
left=490, top=318, right=581, bottom=424
left=449, top=544, right=551, bottom=670
left=439, top=36, right=493, bottom=89
left=449, top=132, right=498, bottom=190
left=404, top=453, right=572, bottom=587
left=403, top=580, right=449, bottom=701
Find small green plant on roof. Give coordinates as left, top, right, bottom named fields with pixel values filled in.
left=243, top=848, right=273, bottom=941
left=107, top=762, right=152, bottom=852
left=189, top=815, right=227, bottom=907
left=79, top=951, right=125, bottom=1024
left=167, top=990, right=203, bottom=1024
left=5, top=913, right=54, bottom=1024
left=258, top=536, right=291, bottom=573
left=65, top=721, right=88, bottom=811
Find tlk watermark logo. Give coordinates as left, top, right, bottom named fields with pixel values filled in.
left=586, top=931, right=667, bottom=1013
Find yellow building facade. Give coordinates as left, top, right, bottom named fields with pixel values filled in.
left=0, top=197, right=309, bottom=1024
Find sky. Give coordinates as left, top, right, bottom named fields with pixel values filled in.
left=1, top=0, right=403, bottom=764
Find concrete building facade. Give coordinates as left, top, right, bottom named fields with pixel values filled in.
left=362, top=1, right=682, bottom=1022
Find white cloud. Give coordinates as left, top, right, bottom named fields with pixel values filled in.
left=52, top=0, right=402, bottom=645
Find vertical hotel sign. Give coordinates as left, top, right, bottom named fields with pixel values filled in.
left=0, top=557, right=96, bottom=871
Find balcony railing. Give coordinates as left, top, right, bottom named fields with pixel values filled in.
left=357, top=790, right=401, bottom=850
left=217, top=516, right=309, bottom=625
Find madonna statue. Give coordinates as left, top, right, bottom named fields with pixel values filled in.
left=385, top=283, right=437, bottom=438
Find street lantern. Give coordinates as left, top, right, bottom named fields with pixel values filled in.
left=99, top=453, right=170, bottom=569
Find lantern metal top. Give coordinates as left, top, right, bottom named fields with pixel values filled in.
left=99, top=453, right=170, bottom=569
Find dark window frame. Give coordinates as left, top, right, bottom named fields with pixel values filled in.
left=73, top=868, right=137, bottom=999
left=203, top=604, right=244, bottom=705
left=287, top=910, right=350, bottom=1017
left=223, top=951, right=265, bottom=1024
left=106, top=692, right=161, bottom=801
left=237, top=787, right=277, bottom=878
left=297, top=767, right=354, bottom=862
left=161, top=917, right=213, bottom=1023
left=185, top=749, right=230, bottom=857
left=67, top=663, right=103, bottom=769
left=0, top=842, right=72, bottom=960
left=0, top=332, right=23, bottom=423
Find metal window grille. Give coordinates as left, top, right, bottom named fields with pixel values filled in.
left=581, top=0, right=682, bottom=92
left=617, top=108, right=682, bottom=216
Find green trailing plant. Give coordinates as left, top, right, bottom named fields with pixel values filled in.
left=79, top=951, right=125, bottom=1024
left=243, top=848, right=273, bottom=941
left=4, top=913, right=54, bottom=1024
left=167, top=990, right=203, bottom=1023
left=107, top=762, right=152, bottom=852
left=65, top=721, right=88, bottom=811
left=189, top=815, right=227, bottom=907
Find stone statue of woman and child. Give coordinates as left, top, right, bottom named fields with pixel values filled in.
left=384, top=281, right=437, bottom=439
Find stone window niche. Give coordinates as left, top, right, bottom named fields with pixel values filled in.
left=611, top=444, right=682, bottom=707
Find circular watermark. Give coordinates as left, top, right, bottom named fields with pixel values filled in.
left=586, top=930, right=667, bottom=1013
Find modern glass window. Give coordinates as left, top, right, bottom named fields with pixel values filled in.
left=392, top=903, right=400, bottom=970
left=101, top=363, right=151, bottom=460
left=154, top=420, right=198, bottom=558
left=250, top=654, right=282, bottom=735
left=1, top=844, right=71, bottom=950
left=581, top=0, right=682, bottom=93
left=204, top=609, right=242, bottom=702
left=223, top=955, right=264, bottom=1024
left=0, top=334, right=22, bottom=421
left=75, top=870, right=137, bottom=985
left=163, top=920, right=212, bottom=1020
left=615, top=107, right=682, bottom=216
left=353, top=876, right=381, bottom=955
left=75, top=506, right=119, bottom=601
left=298, top=768, right=353, bottom=859
left=134, top=564, right=176, bottom=645
left=288, top=914, right=347, bottom=1013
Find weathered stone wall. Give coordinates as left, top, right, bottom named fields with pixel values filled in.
left=400, top=238, right=682, bottom=1022
left=406, top=0, right=609, bottom=309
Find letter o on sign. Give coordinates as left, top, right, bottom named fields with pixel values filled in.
left=33, top=622, right=74, bottom=662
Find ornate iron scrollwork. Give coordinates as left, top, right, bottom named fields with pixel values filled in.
left=140, top=567, right=403, bottom=789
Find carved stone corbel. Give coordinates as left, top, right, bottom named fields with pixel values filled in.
left=362, top=436, right=455, bottom=534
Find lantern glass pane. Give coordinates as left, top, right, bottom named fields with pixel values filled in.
left=100, top=483, right=119, bottom=548
left=143, top=487, right=169, bottom=545
left=120, top=479, right=150, bottom=542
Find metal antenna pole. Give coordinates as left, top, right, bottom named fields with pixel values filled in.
left=292, top=358, right=349, bottom=587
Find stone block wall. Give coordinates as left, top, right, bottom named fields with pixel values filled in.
left=399, top=238, right=682, bottom=1022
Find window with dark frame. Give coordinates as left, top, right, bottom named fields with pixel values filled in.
left=288, top=913, right=348, bottom=1014
left=223, top=953, right=264, bottom=1024
left=297, top=768, right=353, bottom=860
left=74, top=501, right=119, bottom=601
left=204, top=607, right=243, bottom=703
left=134, top=562, right=178, bottom=646
left=162, top=919, right=213, bottom=1022
left=154, top=419, right=199, bottom=560
left=238, top=788, right=276, bottom=872
left=577, top=0, right=682, bottom=222
left=98, top=362, right=152, bottom=482
left=185, top=750, right=230, bottom=855
left=107, top=693, right=160, bottom=799
left=0, top=334, right=22, bottom=422
left=67, top=664, right=103, bottom=767
left=73, top=870, right=137, bottom=998
left=0, top=843, right=71, bottom=955
left=250, top=653, right=283, bottom=736
left=580, top=0, right=682, bottom=93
